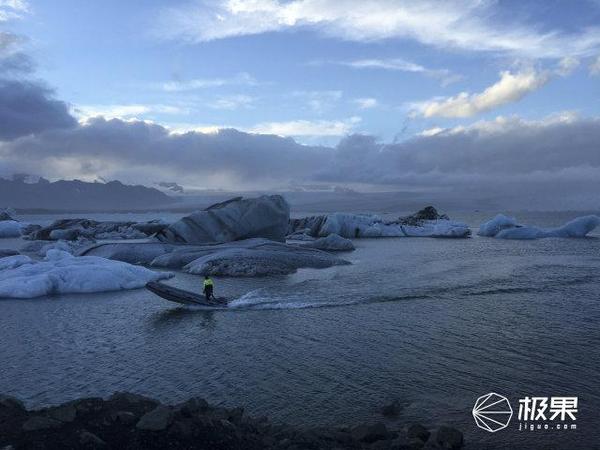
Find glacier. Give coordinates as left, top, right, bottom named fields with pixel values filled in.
left=0, top=250, right=173, bottom=299
left=478, top=214, right=600, bottom=239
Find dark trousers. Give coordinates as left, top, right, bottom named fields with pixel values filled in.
left=204, top=285, right=214, bottom=300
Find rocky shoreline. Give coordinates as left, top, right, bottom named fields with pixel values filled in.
left=0, top=393, right=464, bottom=449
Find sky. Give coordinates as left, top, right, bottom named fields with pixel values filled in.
left=1, top=0, right=600, bottom=208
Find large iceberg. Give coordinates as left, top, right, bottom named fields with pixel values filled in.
left=0, top=250, right=172, bottom=299
left=81, top=238, right=351, bottom=277
left=478, top=214, right=600, bottom=239
left=288, top=207, right=470, bottom=239
left=157, top=195, right=290, bottom=244
left=183, top=240, right=351, bottom=276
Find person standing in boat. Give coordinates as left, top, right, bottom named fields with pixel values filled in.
left=203, top=276, right=215, bottom=301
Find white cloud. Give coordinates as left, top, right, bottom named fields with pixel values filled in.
left=73, top=104, right=185, bottom=121
left=157, top=0, right=600, bottom=58
left=353, top=97, right=378, bottom=109
left=590, top=56, right=600, bottom=75
left=413, top=69, right=549, bottom=118
left=556, top=57, right=580, bottom=76
left=159, top=72, right=257, bottom=92
left=341, top=58, right=462, bottom=86
left=250, top=116, right=361, bottom=136
left=0, top=0, right=28, bottom=22
left=208, top=94, right=255, bottom=110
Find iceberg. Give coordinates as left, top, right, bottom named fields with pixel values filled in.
left=288, top=206, right=471, bottom=239
left=26, top=218, right=168, bottom=241
left=157, top=195, right=290, bottom=244
left=478, top=214, right=600, bottom=239
left=0, top=250, right=172, bottom=299
left=79, top=242, right=177, bottom=265
left=183, top=241, right=350, bottom=277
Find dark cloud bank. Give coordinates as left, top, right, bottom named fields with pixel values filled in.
left=1, top=30, right=599, bottom=210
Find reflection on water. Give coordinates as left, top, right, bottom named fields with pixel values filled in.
left=150, top=307, right=217, bottom=330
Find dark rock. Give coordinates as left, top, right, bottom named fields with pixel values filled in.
left=351, top=422, right=389, bottom=443
left=381, top=399, right=402, bottom=417
left=406, top=424, right=430, bottom=443
left=46, top=404, right=77, bottom=423
left=169, top=418, right=197, bottom=439
left=136, top=405, right=174, bottom=431
left=227, top=407, right=244, bottom=424
left=110, top=410, right=137, bottom=425
left=0, top=211, right=14, bottom=221
left=22, top=416, right=63, bottom=431
left=177, top=397, right=209, bottom=417
left=0, top=249, right=19, bottom=257
left=20, top=224, right=41, bottom=236
left=396, top=206, right=449, bottom=227
left=79, top=430, right=106, bottom=447
left=108, top=392, right=158, bottom=406
left=434, top=426, right=463, bottom=449
left=71, top=397, right=104, bottom=413
left=0, top=395, right=25, bottom=411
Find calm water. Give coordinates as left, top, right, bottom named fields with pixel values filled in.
left=1, top=211, right=599, bottom=449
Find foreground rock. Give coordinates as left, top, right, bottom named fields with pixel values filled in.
left=288, top=206, right=470, bottom=239
left=26, top=218, right=168, bottom=241
left=0, top=250, right=172, bottom=299
left=478, top=214, right=600, bottom=239
left=82, top=238, right=351, bottom=277
left=157, top=195, right=289, bottom=244
left=0, top=392, right=464, bottom=450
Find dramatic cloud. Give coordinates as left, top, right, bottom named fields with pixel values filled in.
left=339, top=58, right=461, bottom=86
left=157, top=0, right=600, bottom=58
left=0, top=31, right=33, bottom=74
left=0, top=79, right=77, bottom=140
left=2, top=112, right=600, bottom=208
left=413, top=70, right=549, bottom=118
left=0, top=118, right=329, bottom=189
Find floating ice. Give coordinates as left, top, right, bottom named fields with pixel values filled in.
left=479, top=214, right=600, bottom=239
left=316, top=213, right=471, bottom=238
left=0, top=220, right=25, bottom=238
left=0, top=250, right=173, bottom=299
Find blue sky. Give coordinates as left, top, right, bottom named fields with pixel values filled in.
left=2, top=0, right=600, bottom=205
left=7, top=0, right=600, bottom=144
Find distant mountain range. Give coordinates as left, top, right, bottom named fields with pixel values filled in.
left=0, top=178, right=177, bottom=211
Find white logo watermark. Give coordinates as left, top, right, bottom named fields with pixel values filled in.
left=473, top=393, right=578, bottom=433
left=472, top=393, right=513, bottom=432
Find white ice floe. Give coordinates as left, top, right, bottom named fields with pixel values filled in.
left=317, top=213, right=470, bottom=238
left=478, top=214, right=600, bottom=239
left=0, top=250, right=172, bottom=299
left=0, top=220, right=25, bottom=238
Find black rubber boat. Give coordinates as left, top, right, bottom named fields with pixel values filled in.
left=145, top=281, right=229, bottom=307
